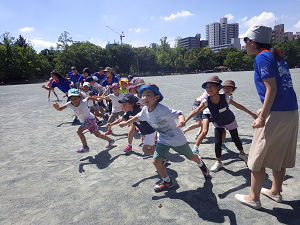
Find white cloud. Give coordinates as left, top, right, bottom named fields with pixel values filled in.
left=30, top=39, right=56, bottom=48
left=294, top=20, right=300, bottom=30
left=19, top=27, right=34, bottom=33
left=244, top=12, right=277, bottom=28
left=161, top=10, right=195, bottom=21
left=129, top=27, right=147, bottom=33
left=224, top=13, right=234, bottom=21
left=241, top=16, right=248, bottom=22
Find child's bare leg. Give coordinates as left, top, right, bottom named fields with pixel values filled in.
left=188, top=153, right=201, bottom=164
left=143, top=145, right=155, bottom=155
left=183, top=119, right=202, bottom=133
left=195, top=119, right=210, bottom=146
left=128, top=125, right=135, bottom=145
left=93, top=130, right=111, bottom=141
left=77, top=127, right=87, bottom=146
left=153, top=158, right=168, bottom=178
left=53, top=90, right=59, bottom=99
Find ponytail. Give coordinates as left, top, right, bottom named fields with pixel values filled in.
left=255, top=42, right=283, bottom=62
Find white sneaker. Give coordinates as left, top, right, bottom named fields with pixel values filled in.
left=235, top=194, right=262, bottom=209
left=210, top=161, right=223, bottom=172
left=239, top=154, right=248, bottom=163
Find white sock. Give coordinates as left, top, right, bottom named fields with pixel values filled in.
left=197, top=158, right=204, bottom=167
left=128, top=144, right=132, bottom=146
left=162, top=176, right=170, bottom=182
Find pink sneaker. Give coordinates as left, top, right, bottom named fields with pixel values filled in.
left=105, top=139, right=115, bottom=148
left=105, top=129, right=112, bottom=135
left=123, top=145, right=132, bottom=153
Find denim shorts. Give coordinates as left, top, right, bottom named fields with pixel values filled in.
left=192, top=102, right=203, bottom=120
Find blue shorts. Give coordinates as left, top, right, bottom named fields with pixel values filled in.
left=202, top=113, right=211, bottom=121
left=192, top=102, right=203, bottom=120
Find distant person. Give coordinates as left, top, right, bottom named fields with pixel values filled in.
left=42, top=71, right=59, bottom=102
left=93, top=67, right=106, bottom=84
left=78, top=68, right=91, bottom=87
left=68, top=66, right=82, bottom=88
left=101, top=67, right=119, bottom=94
left=185, top=76, right=257, bottom=172
left=95, top=83, right=124, bottom=135
left=235, top=25, right=298, bottom=210
left=127, top=75, right=133, bottom=85
left=118, top=84, right=211, bottom=192
left=53, top=89, right=115, bottom=152
left=119, top=78, right=129, bottom=94
left=42, top=71, right=71, bottom=99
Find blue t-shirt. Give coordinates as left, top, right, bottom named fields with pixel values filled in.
left=123, top=107, right=155, bottom=135
left=78, top=75, right=88, bottom=84
left=93, top=72, right=106, bottom=83
left=254, top=51, right=298, bottom=111
left=69, top=72, right=82, bottom=84
left=101, top=75, right=120, bottom=93
left=50, top=78, right=71, bottom=94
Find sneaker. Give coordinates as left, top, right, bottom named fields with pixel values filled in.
left=221, top=143, right=227, bottom=150
left=210, top=161, right=223, bottom=172
left=260, top=188, right=282, bottom=203
left=239, top=154, right=248, bottom=163
left=199, top=161, right=211, bottom=178
left=72, top=118, right=79, bottom=125
left=192, top=146, right=199, bottom=154
left=154, top=180, right=174, bottom=192
left=105, top=129, right=112, bottom=135
left=194, top=134, right=199, bottom=140
left=123, top=145, right=132, bottom=153
left=105, top=139, right=115, bottom=148
left=235, top=194, right=262, bottom=210
left=77, top=146, right=89, bottom=153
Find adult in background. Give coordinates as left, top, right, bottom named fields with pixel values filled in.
left=78, top=68, right=91, bottom=88
left=93, top=67, right=106, bottom=84
left=235, top=25, right=298, bottom=210
left=69, top=66, right=82, bottom=89
left=101, top=67, right=119, bottom=114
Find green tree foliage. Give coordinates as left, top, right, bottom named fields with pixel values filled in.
left=1, top=31, right=299, bottom=84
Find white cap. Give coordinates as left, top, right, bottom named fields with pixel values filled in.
left=243, top=25, right=272, bottom=44
left=83, top=82, right=90, bottom=87
left=92, top=76, right=98, bottom=81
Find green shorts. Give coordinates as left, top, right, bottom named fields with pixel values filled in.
left=153, top=142, right=194, bottom=160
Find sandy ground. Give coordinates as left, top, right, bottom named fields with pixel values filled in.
left=0, top=70, right=300, bottom=225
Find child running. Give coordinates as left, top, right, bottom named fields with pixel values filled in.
left=119, top=84, right=211, bottom=192
left=96, top=83, right=125, bottom=135
left=43, top=71, right=59, bottom=101
left=53, top=89, right=115, bottom=152
left=106, top=94, right=156, bottom=154
left=185, top=76, right=257, bottom=172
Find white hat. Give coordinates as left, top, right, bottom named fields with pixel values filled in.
left=92, top=76, right=98, bottom=81
left=243, top=25, right=272, bottom=44
left=83, top=82, right=90, bottom=87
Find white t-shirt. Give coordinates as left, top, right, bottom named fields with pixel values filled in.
left=81, top=90, right=94, bottom=107
left=66, top=98, right=95, bottom=122
left=108, top=93, right=124, bottom=113
left=137, top=103, right=187, bottom=147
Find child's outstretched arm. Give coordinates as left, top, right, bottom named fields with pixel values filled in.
left=229, top=99, right=257, bottom=119
left=42, top=84, right=51, bottom=91
left=119, top=115, right=139, bottom=128
left=106, top=117, right=124, bottom=130
left=184, top=102, right=206, bottom=123
left=176, top=113, right=185, bottom=128
left=53, top=102, right=67, bottom=111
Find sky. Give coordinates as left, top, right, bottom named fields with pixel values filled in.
left=1, top=0, right=300, bottom=52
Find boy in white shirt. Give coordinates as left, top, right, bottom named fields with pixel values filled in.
left=119, top=84, right=211, bottom=192
left=95, top=83, right=125, bottom=135
left=53, top=89, right=115, bottom=152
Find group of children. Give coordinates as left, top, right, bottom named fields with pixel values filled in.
left=47, top=68, right=258, bottom=192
